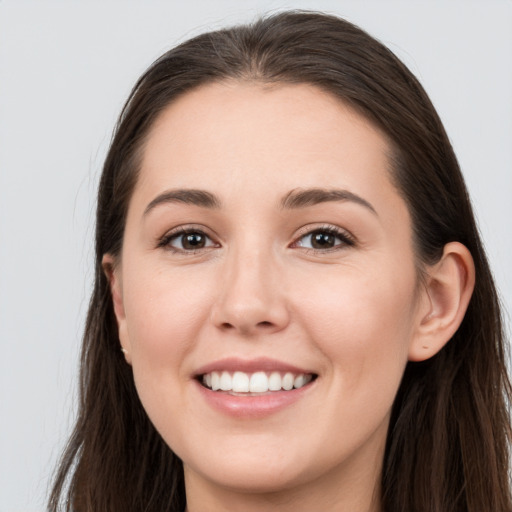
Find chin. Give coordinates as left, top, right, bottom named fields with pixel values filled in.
left=188, top=456, right=311, bottom=494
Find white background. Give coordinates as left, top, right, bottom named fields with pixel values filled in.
left=0, top=1, right=511, bottom=510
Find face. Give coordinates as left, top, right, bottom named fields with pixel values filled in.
left=109, top=82, right=428, bottom=503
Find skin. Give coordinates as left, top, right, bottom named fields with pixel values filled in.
left=105, top=82, right=475, bottom=512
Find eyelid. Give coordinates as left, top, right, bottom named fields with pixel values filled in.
left=290, top=223, right=356, bottom=251
left=157, top=224, right=220, bottom=253
left=156, top=222, right=356, bottom=254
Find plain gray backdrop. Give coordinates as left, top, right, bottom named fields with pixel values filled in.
left=1, top=1, right=511, bottom=510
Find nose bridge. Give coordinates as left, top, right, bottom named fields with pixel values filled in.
left=212, top=234, right=289, bottom=334
left=228, top=242, right=272, bottom=301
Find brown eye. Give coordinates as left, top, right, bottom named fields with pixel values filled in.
left=295, top=228, right=355, bottom=251
left=310, top=231, right=336, bottom=249
left=162, top=230, right=217, bottom=252
left=181, top=232, right=206, bottom=249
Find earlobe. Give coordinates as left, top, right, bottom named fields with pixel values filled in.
left=408, top=242, right=475, bottom=362
left=102, top=254, right=132, bottom=364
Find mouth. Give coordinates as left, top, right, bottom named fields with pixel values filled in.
left=193, top=358, right=318, bottom=416
left=197, top=370, right=317, bottom=394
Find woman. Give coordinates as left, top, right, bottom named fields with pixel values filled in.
left=49, top=11, right=512, bottom=512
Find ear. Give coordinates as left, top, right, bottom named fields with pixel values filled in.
left=409, top=242, right=475, bottom=362
left=102, top=254, right=132, bottom=365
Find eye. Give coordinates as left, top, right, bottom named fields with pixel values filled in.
left=159, top=229, right=218, bottom=252
left=293, top=227, right=355, bottom=251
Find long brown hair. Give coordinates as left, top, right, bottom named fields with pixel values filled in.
left=49, top=11, right=512, bottom=512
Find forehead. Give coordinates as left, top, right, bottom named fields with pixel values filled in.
left=135, top=81, right=401, bottom=217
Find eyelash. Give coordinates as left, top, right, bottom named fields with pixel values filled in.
left=291, top=224, right=356, bottom=253
left=157, top=226, right=218, bottom=254
left=157, top=224, right=356, bottom=254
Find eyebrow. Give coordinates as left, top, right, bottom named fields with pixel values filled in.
left=143, top=186, right=377, bottom=216
left=280, top=188, right=377, bottom=215
left=144, top=189, right=221, bottom=216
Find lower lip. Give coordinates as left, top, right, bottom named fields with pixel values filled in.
left=194, top=379, right=315, bottom=418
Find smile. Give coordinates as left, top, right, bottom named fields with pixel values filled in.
left=193, top=358, right=318, bottom=417
left=201, top=371, right=315, bottom=393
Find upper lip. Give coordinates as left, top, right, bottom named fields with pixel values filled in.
left=194, top=357, right=315, bottom=376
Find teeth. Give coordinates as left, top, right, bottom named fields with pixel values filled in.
left=249, top=371, right=268, bottom=392
left=282, top=372, right=294, bottom=391
left=211, top=371, right=221, bottom=391
left=293, top=374, right=306, bottom=388
left=201, top=370, right=313, bottom=393
left=268, top=371, right=282, bottom=391
left=220, top=371, right=232, bottom=391
left=232, top=371, right=249, bottom=392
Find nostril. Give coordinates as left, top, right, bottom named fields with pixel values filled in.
left=219, top=320, right=274, bottom=332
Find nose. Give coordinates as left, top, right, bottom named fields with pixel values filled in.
left=210, top=246, right=290, bottom=337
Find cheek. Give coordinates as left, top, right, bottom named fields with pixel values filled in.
left=297, top=266, right=416, bottom=400
left=120, top=261, right=214, bottom=422
left=123, top=261, right=212, bottom=359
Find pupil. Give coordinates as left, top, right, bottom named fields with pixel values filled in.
left=312, top=231, right=334, bottom=249
left=183, top=233, right=205, bottom=249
